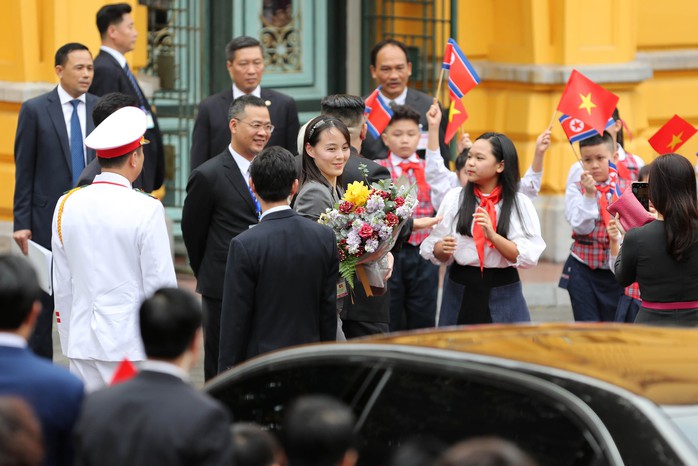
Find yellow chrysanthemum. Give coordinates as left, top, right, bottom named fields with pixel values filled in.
left=343, top=181, right=371, bottom=207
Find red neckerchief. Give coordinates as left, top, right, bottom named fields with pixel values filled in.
left=397, top=159, right=430, bottom=200
left=473, top=185, right=502, bottom=272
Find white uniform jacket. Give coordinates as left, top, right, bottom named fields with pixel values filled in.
left=51, top=172, right=177, bottom=362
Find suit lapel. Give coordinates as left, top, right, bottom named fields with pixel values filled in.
left=85, top=95, right=97, bottom=163
left=221, top=155, right=257, bottom=213
left=47, top=88, right=72, bottom=169
left=220, top=90, right=234, bottom=128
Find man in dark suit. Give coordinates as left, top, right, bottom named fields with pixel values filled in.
left=190, top=35, right=300, bottom=171
left=0, top=255, right=84, bottom=466
left=218, top=146, right=337, bottom=371
left=362, top=39, right=450, bottom=165
left=182, top=95, right=271, bottom=381
left=89, top=3, right=165, bottom=193
left=13, top=42, right=98, bottom=358
left=73, top=288, right=233, bottom=466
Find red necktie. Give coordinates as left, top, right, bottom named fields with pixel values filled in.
left=473, top=185, right=502, bottom=272
left=399, top=160, right=429, bottom=199
left=596, top=184, right=617, bottom=227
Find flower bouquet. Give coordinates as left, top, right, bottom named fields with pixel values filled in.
left=318, top=176, right=417, bottom=296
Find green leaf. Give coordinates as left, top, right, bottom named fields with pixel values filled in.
left=339, top=256, right=359, bottom=289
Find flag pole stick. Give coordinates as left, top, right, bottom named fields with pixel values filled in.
left=548, top=108, right=558, bottom=131
left=569, top=142, right=584, bottom=170
left=435, top=68, right=445, bottom=102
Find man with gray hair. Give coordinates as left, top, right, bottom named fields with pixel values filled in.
left=182, top=94, right=272, bottom=381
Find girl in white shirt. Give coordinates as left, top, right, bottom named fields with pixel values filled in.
left=420, top=132, right=546, bottom=325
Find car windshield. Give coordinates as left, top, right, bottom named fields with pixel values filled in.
left=662, top=405, right=698, bottom=451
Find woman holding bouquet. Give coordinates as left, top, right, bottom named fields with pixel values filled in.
left=294, top=116, right=352, bottom=339
left=294, top=116, right=352, bottom=221
left=420, top=133, right=546, bottom=325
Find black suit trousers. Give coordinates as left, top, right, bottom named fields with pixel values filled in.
left=201, top=295, right=222, bottom=381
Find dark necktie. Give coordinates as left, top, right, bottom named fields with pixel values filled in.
left=123, top=63, right=147, bottom=108
left=69, top=100, right=85, bottom=185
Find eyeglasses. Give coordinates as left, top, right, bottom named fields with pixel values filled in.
left=234, top=118, right=275, bottom=134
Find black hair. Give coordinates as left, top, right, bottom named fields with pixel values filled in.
left=96, top=3, right=132, bottom=39
left=638, top=164, right=650, bottom=182
left=231, top=423, right=279, bottom=466
left=92, top=92, right=139, bottom=126
left=97, top=147, right=138, bottom=168
left=435, top=437, right=538, bottom=466
left=282, top=395, right=355, bottom=466
left=387, top=104, right=420, bottom=127
left=301, top=116, right=351, bottom=188
left=320, top=94, right=365, bottom=129
left=228, top=94, right=268, bottom=121
left=612, top=108, right=624, bottom=149
left=370, top=38, right=410, bottom=68
left=578, top=131, right=615, bottom=155
left=649, top=154, right=698, bottom=262
left=0, top=255, right=41, bottom=330
left=455, top=149, right=469, bottom=172
left=388, top=436, right=447, bottom=466
left=54, top=43, right=90, bottom=67
left=456, top=133, right=523, bottom=238
left=139, top=288, right=202, bottom=359
left=226, top=36, right=263, bottom=62
left=250, top=146, right=297, bottom=202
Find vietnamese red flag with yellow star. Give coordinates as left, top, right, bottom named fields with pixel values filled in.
left=445, top=94, right=468, bottom=144
left=556, top=70, right=619, bottom=135
left=648, top=114, right=697, bottom=154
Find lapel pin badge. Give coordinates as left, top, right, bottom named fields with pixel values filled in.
left=265, top=100, right=271, bottom=107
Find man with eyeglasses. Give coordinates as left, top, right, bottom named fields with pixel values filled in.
left=190, top=35, right=300, bottom=171
left=182, top=95, right=272, bottom=380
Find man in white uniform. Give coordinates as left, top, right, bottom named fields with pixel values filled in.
left=52, top=106, right=177, bottom=391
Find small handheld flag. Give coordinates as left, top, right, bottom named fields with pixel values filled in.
left=443, top=38, right=480, bottom=99
left=648, top=114, right=697, bottom=154
left=608, top=161, right=622, bottom=197
left=364, top=86, right=394, bottom=138
left=559, top=114, right=615, bottom=144
left=557, top=70, right=619, bottom=135
left=110, top=358, right=138, bottom=385
left=445, top=97, right=468, bottom=145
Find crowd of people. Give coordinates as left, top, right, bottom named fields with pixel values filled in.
left=6, top=1, right=698, bottom=464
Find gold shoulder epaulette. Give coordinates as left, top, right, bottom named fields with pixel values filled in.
left=57, top=186, right=84, bottom=246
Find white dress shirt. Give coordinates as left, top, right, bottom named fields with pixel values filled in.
left=0, top=333, right=27, bottom=348
left=56, top=84, right=87, bottom=163
left=233, top=84, right=261, bottom=99
left=380, top=87, right=407, bottom=106
left=100, top=45, right=127, bottom=68
left=229, top=145, right=253, bottom=188
left=140, top=360, right=189, bottom=382
left=420, top=187, right=546, bottom=269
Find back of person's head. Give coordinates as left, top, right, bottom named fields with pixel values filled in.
left=228, top=94, right=268, bottom=121
left=231, top=423, right=281, bottom=466
left=455, top=150, right=469, bottom=172
left=93, top=92, right=139, bottom=126
left=388, top=437, right=446, bottom=466
left=0, top=396, right=44, bottom=466
left=226, top=36, right=263, bottom=61
left=578, top=131, right=615, bottom=155
left=320, top=95, right=365, bottom=131
left=435, top=437, right=538, bottom=466
left=370, top=38, right=410, bottom=67
left=282, top=395, right=356, bottom=466
left=139, top=288, right=202, bottom=359
left=612, top=108, right=625, bottom=148
left=54, top=42, right=90, bottom=67
left=96, top=3, right=131, bottom=38
left=301, top=116, right=351, bottom=186
left=0, top=255, right=41, bottom=331
left=649, top=153, right=698, bottom=262
left=250, top=146, right=297, bottom=202
left=638, top=164, right=650, bottom=182
left=387, top=104, right=420, bottom=128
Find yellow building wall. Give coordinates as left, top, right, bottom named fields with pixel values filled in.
left=0, top=0, right=148, bottom=220
left=446, top=0, right=698, bottom=194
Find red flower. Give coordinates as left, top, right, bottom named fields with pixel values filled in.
left=385, top=212, right=399, bottom=227
left=353, top=245, right=366, bottom=257
left=378, top=190, right=391, bottom=200
left=355, top=206, right=366, bottom=215
left=359, top=224, right=373, bottom=239
left=339, top=201, right=355, bottom=214
left=337, top=247, right=346, bottom=262
left=394, top=196, right=405, bottom=207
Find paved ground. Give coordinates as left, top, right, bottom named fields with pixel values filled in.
left=52, top=261, right=572, bottom=389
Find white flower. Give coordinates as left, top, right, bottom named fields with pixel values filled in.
left=365, top=238, right=379, bottom=253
